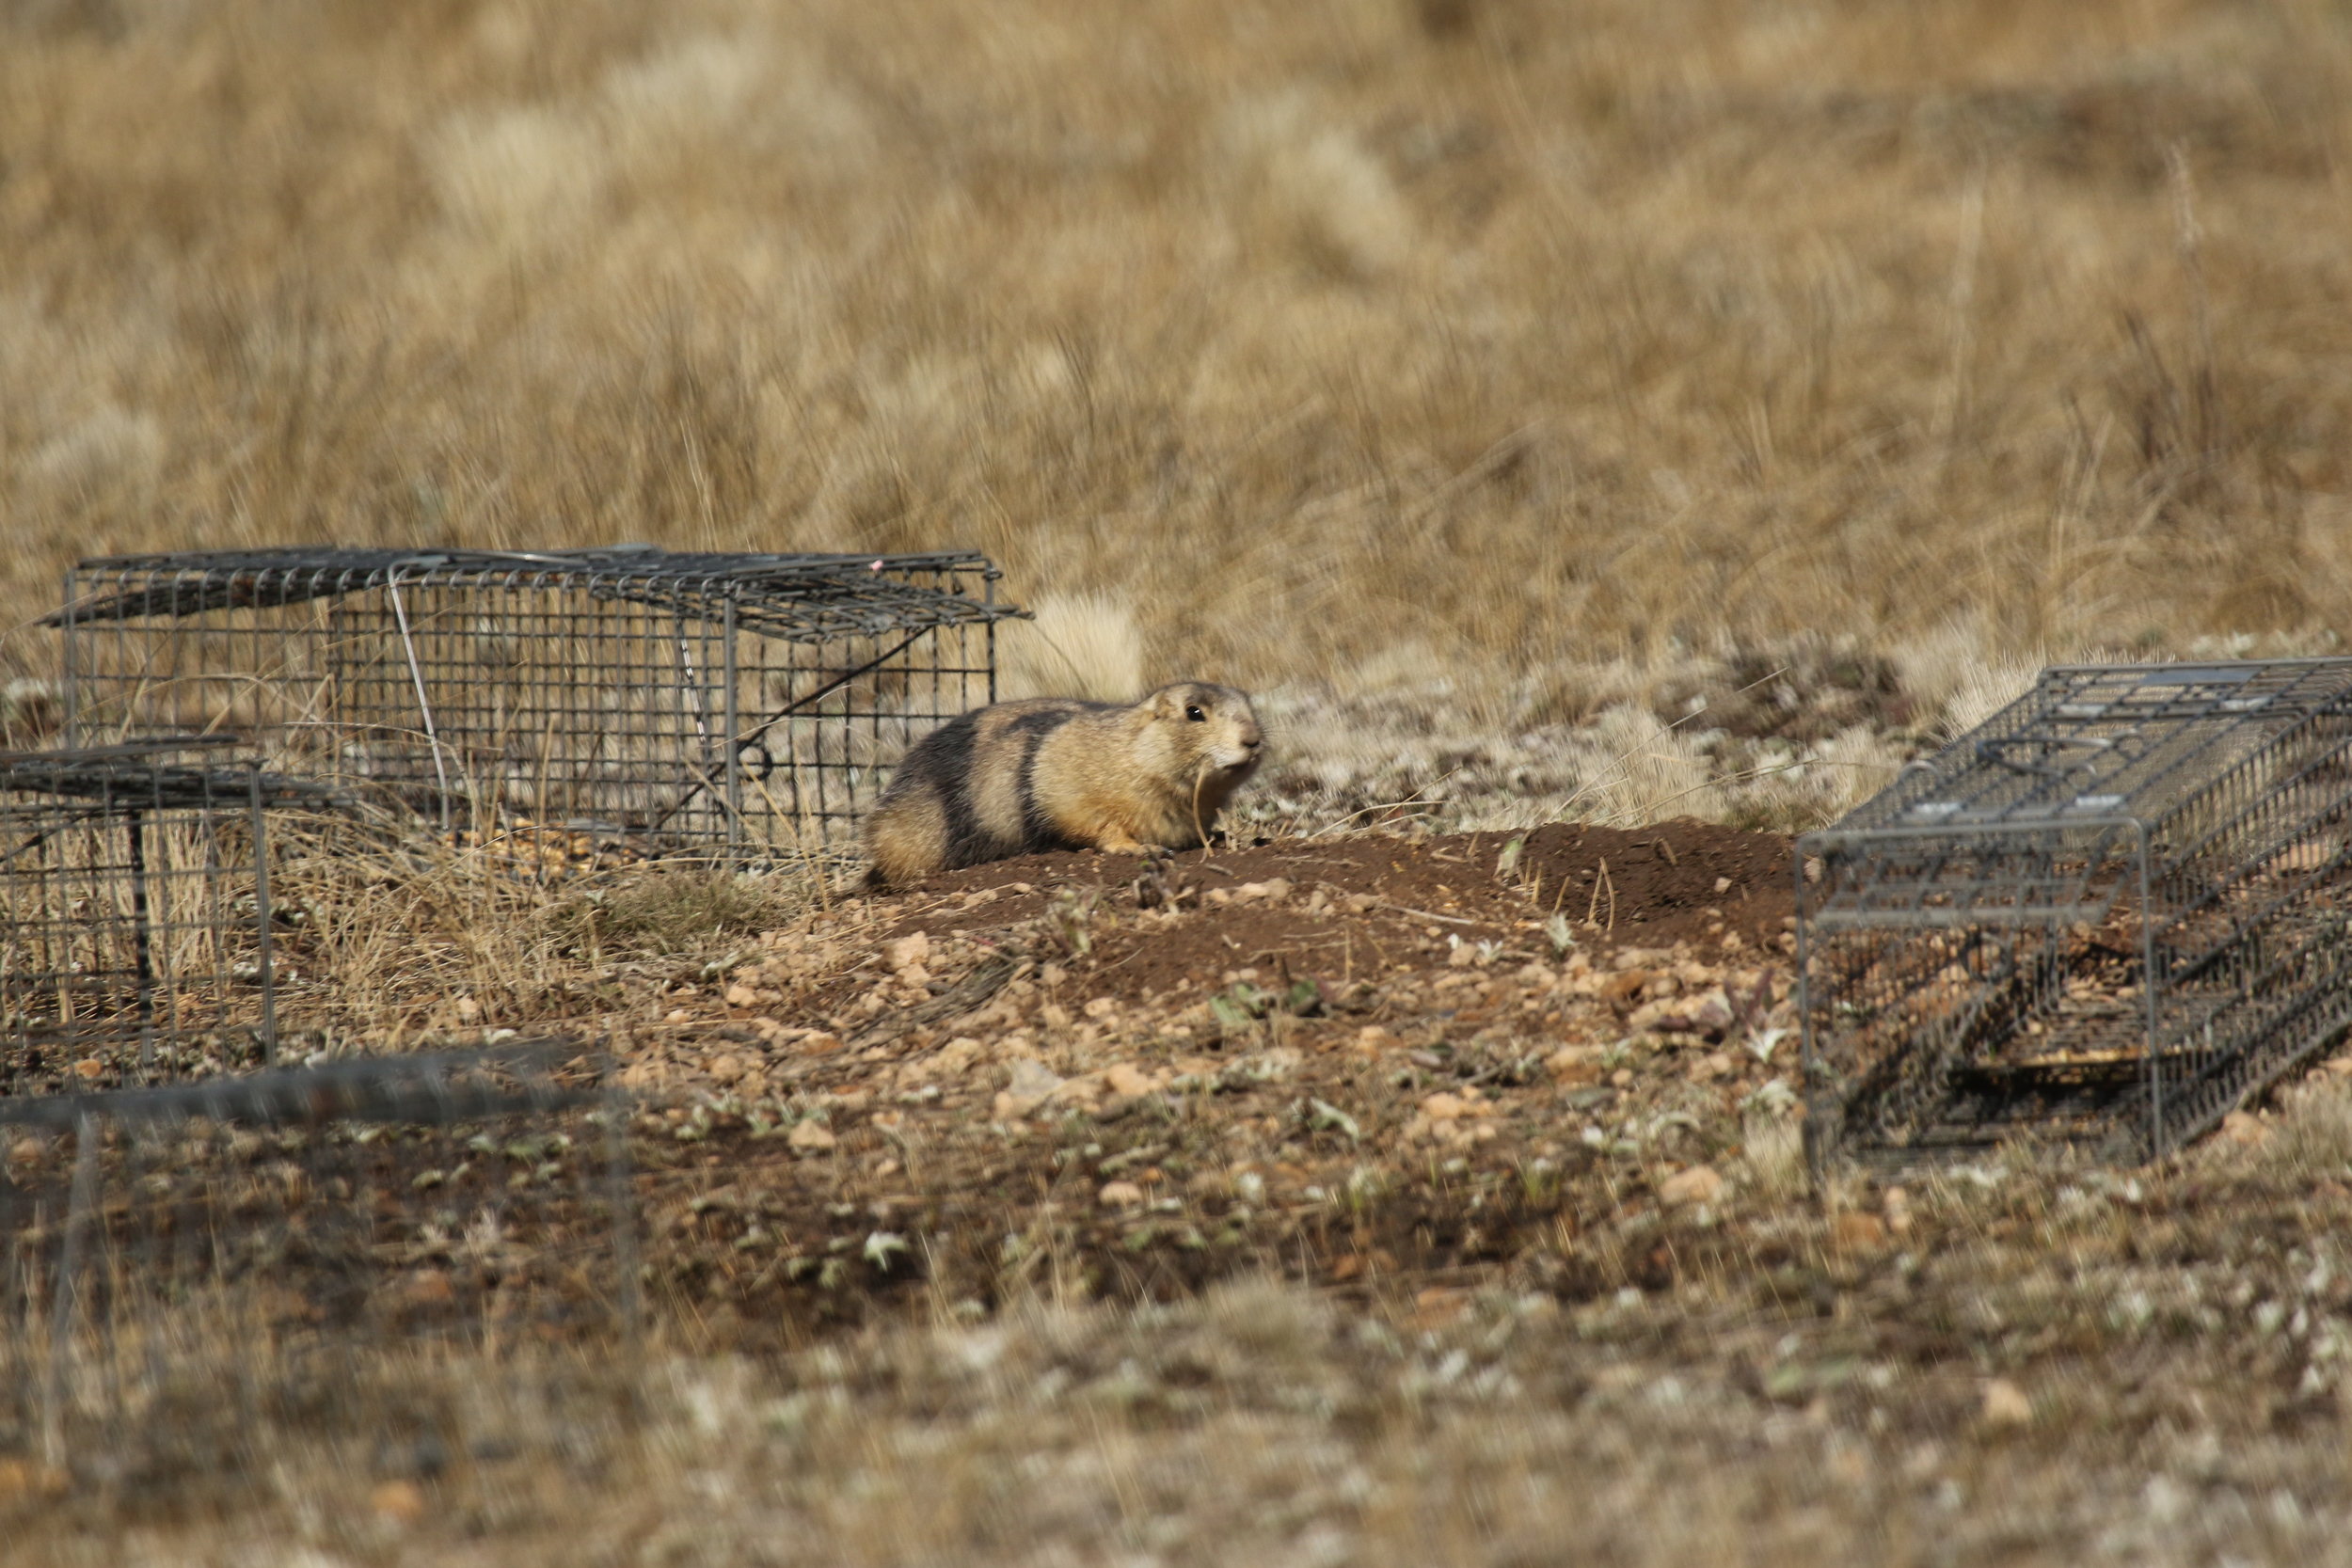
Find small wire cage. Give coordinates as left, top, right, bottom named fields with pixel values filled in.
left=51, top=546, right=1024, bottom=864
left=1799, top=658, right=2352, bottom=1167
left=1, top=739, right=342, bottom=1093
left=0, top=1043, right=637, bottom=1472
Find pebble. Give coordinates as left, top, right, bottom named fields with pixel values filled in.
left=370, top=1479, right=428, bottom=1525
left=1979, top=1377, right=2032, bottom=1428
left=884, top=932, right=930, bottom=973
left=1659, top=1164, right=1724, bottom=1207
left=2221, top=1110, right=2269, bottom=1147
left=993, top=1058, right=1065, bottom=1119
left=707, top=1053, right=746, bottom=1085
left=1104, top=1063, right=1155, bottom=1099
left=1833, top=1211, right=1888, bottom=1251
left=787, top=1119, right=838, bottom=1153
left=1098, top=1180, right=1146, bottom=1208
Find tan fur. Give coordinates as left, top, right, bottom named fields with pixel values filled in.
left=866, top=682, right=1263, bottom=886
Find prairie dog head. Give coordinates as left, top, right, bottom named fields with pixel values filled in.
left=1137, top=681, right=1263, bottom=791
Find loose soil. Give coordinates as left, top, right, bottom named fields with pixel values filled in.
left=606, top=821, right=1807, bottom=1345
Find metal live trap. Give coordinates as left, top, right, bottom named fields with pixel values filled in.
left=1, top=738, right=345, bottom=1093
left=1800, top=658, right=2352, bottom=1166
left=49, top=546, right=1023, bottom=863
left=0, top=1043, right=638, bottom=1471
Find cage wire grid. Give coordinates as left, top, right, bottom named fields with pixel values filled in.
left=50, top=546, right=1025, bottom=865
left=1, top=739, right=345, bottom=1093
left=1798, top=657, right=2352, bottom=1167
left=0, top=1042, right=638, bottom=1472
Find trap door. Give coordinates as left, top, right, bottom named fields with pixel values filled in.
left=1800, top=816, right=2163, bottom=1163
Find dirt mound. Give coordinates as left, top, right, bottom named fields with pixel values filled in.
left=581, top=819, right=1811, bottom=1344
left=898, top=817, right=1796, bottom=973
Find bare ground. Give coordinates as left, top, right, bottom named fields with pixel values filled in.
left=12, top=824, right=2352, bottom=1563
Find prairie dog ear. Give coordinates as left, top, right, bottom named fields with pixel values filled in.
left=1148, top=686, right=1181, bottom=720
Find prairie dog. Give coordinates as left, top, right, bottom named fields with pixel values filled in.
left=866, top=682, right=1264, bottom=887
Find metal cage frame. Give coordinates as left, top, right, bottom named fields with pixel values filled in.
left=0, top=1042, right=638, bottom=1469
left=51, top=546, right=1025, bottom=863
left=1, top=739, right=344, bottom=1091
left=1799, top=657, right=2352, bottom=1166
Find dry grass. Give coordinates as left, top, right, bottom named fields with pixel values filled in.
left=5, top=0, right=2351, bottom=750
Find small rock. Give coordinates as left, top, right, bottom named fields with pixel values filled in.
left=402, top=1268, right=455, bottom=1307
left=906, top=1037, right=983, bottom=1083
left=895, top=964, right=931, bottom=990
left=1599, top=970, right=1651, bottom=1006
left=993, top=1058, right=1065, bottom=1119
left=1354, top=1024, right=1394, bottom=1054
left=1408, top=1286, right=1469, bottom=1330
left=884, top=932, right=930, bottom=973
left=1713, top=877, right=1733, bottom=894
left=1421, top=1091, right=1470, bottom=1122
left=371, top=1478, right=427, bottom=1525
left=707, top=1053, right=745, bottom=1085
left=723, top=984, right=760, bottom=1009
left=72, top=1058, right=104, bottom=1081
left=1883, top=1185, right=1913, bottom=1237
left=1234, top=878, right=1292, bottom=902
left=1979, top=1378, right=2032, bottom=1428
left=1083, top=996, right=1120, bottom=1019
left=787, top=1119, right=837, bottom=1153
left=1546, top=1044, right=1601, bottom=1083
left=663, top=1008, right=693, bottom=1025
left=1659, top=1164, right=1724, bottom=1207
left=1098, top=1180, right=1146, bottom=1209
left=799, top=1032, right=845, bottom=1056
left=1833, top=1211, right=1888, bottom=1251
left=1104, top=1063, right=1155, bottom=1099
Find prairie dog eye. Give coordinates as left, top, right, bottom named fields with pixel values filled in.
left=1184, top=704, right=1206, bottom=721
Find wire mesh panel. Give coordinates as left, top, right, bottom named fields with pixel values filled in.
left=1, top=741, right=343, bottom=1093
left=1800, top=658, right=2352, bottom=1167
left=53, top=546, right=1023, bottom=864
left=0, top=1043, right=637, bottom=1473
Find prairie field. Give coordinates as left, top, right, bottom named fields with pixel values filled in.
left=7, top=0, right=2352, bottom=1562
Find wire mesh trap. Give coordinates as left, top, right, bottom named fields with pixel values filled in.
left=51, top=546, right=1024, bottom=865
left=1, top=739, right=349, bottom=1094
left=0, top=1042, right=638, bottom=1474
left=1799, top=658, right=2352, bottom=1168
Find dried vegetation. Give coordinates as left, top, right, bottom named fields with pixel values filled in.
left=7, top=0, right=2352, bottom=1560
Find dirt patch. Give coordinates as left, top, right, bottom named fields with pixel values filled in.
left=885, top=818, right=1796, bottom=970
left=1517, top=820, right=1796, bottom=948
left=578, top=819, right=1814, bottom=1344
